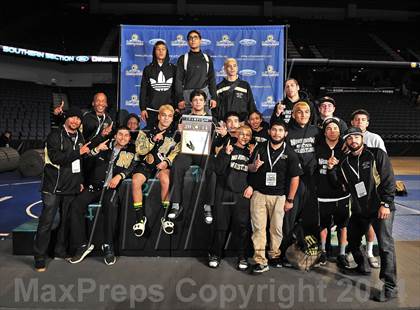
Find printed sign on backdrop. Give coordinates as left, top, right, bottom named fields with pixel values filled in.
left=120, top=25, right=285, bottom=118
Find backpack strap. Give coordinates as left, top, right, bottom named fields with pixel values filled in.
left=183, top=53, right=188, bottom=71
left=184, top=52, right=209, bottom=73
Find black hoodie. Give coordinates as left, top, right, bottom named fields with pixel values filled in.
left=286, top=118, right=320, bottom=178
left=315, top=138, right=349, bottom=199
left=270, top=91, right=318, bottom=125
left=140, top=42, right=176, bottom=111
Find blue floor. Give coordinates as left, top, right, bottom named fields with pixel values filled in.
left=0, top=171, right=42, bottom=233
left=393, top=175, right=420, bottom=241
left=1, top=171, right=419, bottom=240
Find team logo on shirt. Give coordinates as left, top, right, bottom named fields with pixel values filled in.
left=216, top=35, right=234, bottom=47
left=150, top=71, right=173, bottom=92
left=261, top=34, right=279, bottom=47
left=239, top=39, right=257, bottom=47
left=171, top=34, right=188, bottom=47
left=262, top=65, right=279, bottom=77
left=362, top=161, right=371, bottom=169
left=126, top=34, right=144, bottom=46
left=149, top=38, right=166, bottom=45
left=125, top=94, right=139, bottom=106
left=239, top=69, right=257, bottom=77
left=125, top=64, right=142, bottom=76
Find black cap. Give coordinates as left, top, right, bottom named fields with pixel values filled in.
left=65, top=107, right=83, bottom=120
left=322, top=117, right=340, bottom=132
left=343, top=127, right=363, bottom=140
left=318, top=96, right=336, bottom=107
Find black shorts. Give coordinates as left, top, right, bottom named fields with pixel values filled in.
left=132, top=162, right=157, bottom=180
left=318, top=197, right=350, bottom=229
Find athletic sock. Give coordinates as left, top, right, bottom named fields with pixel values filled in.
left=134, top=202, right=144, bottom=221
left=162, top=201, right=170, bottom=209
left=171, top=203, right=179, bottom=210
left=321, top=240, right=326, bottom=252
left=203, top=204, right=212, bottom=212
left=340, top=243, right=347, bottom=256
left=367, top=241, right=374, bottom=257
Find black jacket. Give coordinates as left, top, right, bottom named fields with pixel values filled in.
left=140, top=45, right=176, bottom=111
left=86, top=140, right=137, bottom=190
left=286, top=119, right=320, bottom=178
left=330, top=146, right=396, bottom=214
left=81, top=110, right=113, bottom=147
left=315, top=138, right=349, bottom=199
left=135, top=125, right=181, bottom=168
left=250, top=121, right=269, bottom=144
left=270, top=91, right=317, bottom=125
left=41, top=127, right=85, bottom=195
left=216, top=78, right=256, bottom=122
left=215, top=144, right=251, bottom=193
left=175, top=51, right=217, bottom=102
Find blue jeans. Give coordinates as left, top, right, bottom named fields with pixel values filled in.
left=347, top=211, right=397, bottom=288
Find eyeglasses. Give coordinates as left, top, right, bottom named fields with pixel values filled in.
left=188, top=35, right=200, bottom=41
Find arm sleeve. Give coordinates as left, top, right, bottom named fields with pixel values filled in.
left=375, top=149, right=396, bottom=204
left=165, top=142, right=181, bottom=167
left=214, top=149, right=231, bottom=176
left=139, top=66, right=149, bottom=111
left=287, top=151, right=304, bottom=177
left=247, top=83, right=257, bottom=114
left=207, top=56, right=217, bottom=101
left=46, top=131, right=80, bottom=166
left=135, top=130, right=155, bottom=156
left=175, top=56, right=185, bottom=102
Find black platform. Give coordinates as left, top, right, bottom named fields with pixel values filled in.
left=12, top=166, right=243, bottom=257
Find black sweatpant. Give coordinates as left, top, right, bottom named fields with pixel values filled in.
left=101, top=188, right=122, bottom=247
left=209, top=187, right=250, bottom=258
left=170, top=153, right=215, bottom=205
left=280, top=176, right=318, bottom=257
left=70, top=188, right=102, bottom=249
left=33, top=193, right=76, bottom=259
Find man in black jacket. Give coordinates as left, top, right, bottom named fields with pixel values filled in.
left=315, top=118, right=350, bottom=268
left=175, top=30, right=217, bottom=115
left=216, top=58, right=256, bottom=122
left=270, top=78, right=317, bottom=125
left=333, top=127, right=398, bottom=302
left=68, top=126, right=136, bottom=266
left=140, top=41, right=176, bottom=129
left=53, top=93, right=113, bottom=147
left=208, top=125, right=253, bottom=270
left=281, top=101, right=320, bottom=263
left=33, top=107, right=91, bottom=272
left=81, top=92, right=113, bottom=147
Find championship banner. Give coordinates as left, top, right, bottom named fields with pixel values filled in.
left=119, top=25, right=286, bottom=118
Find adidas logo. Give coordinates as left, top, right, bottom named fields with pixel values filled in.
left=150, top=71, right=173, bottom=92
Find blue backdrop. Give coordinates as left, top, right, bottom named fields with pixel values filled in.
left=120, top=25, right=285, bottom=118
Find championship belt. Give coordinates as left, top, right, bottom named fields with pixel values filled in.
left=145, top=153, right=155, bottom=164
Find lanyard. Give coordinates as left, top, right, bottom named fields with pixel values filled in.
left=267, top=142, right=286, bottom=172
left=346, top=154, right=360, bottom=180
left=63, top=126, right=79, bottom=150
left=94, top=115, right=106, bottom=137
